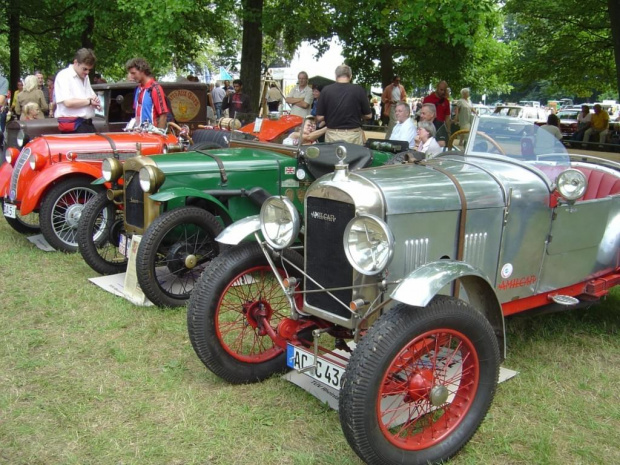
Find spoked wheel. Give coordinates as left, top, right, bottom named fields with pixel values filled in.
left=39, top=177, right=102, bottom=252
left=136, top=207, right=224, bottom=307
left=77, top=190, right=127, bottom=275
left=340, top=296, right=500, bottom=465
left=188, top=241, right=304, bottom=384
left=2, top=200, right=40, bottom=234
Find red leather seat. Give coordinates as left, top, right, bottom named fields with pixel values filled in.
left=574, top=166, right=620, bottom=200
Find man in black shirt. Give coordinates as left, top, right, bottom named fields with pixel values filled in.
left=316, top=65, right=372, bottom=145
left=222, top=79, right=251, bottom=119
left=418, top=103, right=448, bottom=147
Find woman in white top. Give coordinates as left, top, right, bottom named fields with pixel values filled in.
left=416, top=120, right=442, bottom=158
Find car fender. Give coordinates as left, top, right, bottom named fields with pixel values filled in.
left=149, top=187, right=232, bottom=222
left=20, top=162, right=102, bottom=215
left=215, top=215, right=260, bottom=245
left=0, top=163, right=14, bottom=197
left=391, top=260, right=506, bottom=358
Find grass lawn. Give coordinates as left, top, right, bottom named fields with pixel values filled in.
left=0, top=218, right=619, bottom=465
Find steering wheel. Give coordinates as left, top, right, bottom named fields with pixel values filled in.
left=447, top=129, right=506, bottom=155
left=167, top=121, right=193, bottom=145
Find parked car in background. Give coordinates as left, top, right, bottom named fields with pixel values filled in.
left=187, top=115, right=620, bottom=465
left=473, top=104, right=493, bottom=116
left=77, top=118, right=397, bottom=307
left=555, top=108, right=581, bottom=138
left=3, top=81, right=211, bottom=151
left=492, top=104, right=548, bottom=122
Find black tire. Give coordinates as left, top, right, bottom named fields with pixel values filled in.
left=136, top=207, right=224, bottom=307
left=187, top=241, right=305, bottom=384
left=2, top=200, right=40, bottom=234
left=39, top=177, right=103, bottom=253
left=77, top=190, right=128, bottom=275
left=189, top=141, right=224, bottom=151
left=340, top=296, right=500, bottom=465
left=190, top=129, right=230, bottom=148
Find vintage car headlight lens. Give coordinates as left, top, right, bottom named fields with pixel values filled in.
left=139, top=165, right=165, bottom=193
left=102, top=158, right=123, bottom=182
left=16, top=129, right=25, bottom=147
left=260, top=196, right=300, bottom=250
left=344, top=214, right=394, bottom=275
left=28, top=152, right=46, bottom=171
left=556, top=169, right=587, bottom=201
left=5, top=147, right=23, bottom=165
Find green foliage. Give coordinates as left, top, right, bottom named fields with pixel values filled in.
left=504, top=0, right=614, bottom=97
left=324, top=0, right=509, bottom=94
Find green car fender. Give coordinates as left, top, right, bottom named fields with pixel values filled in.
left=150, top=187, right=232, bottom=223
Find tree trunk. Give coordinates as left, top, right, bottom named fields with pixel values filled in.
left=8, top=0, right=20, bottom=95
left=379, top=43, right=394, bottom=88
left=609, top=0, right=620, bottom=97
left=240, top=0, right=264, bottom=114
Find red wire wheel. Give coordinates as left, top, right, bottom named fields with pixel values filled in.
left=188, top=242, right=305, bottom=384
left=376, top=328, right=479, bottom=449
left=339, top=297, right=500, bottom=465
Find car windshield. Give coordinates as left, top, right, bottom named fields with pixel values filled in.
left=465, top=115, right=570, bottom=184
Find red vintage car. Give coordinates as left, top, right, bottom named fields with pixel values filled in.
left=1, top=126, right=190, bottom=252
left=1, top=115, right=304, bottom=253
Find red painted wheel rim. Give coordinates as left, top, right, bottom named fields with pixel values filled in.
left=215, top=265, right=301, bottom=363
left=376, top=328, right=480, bottom=450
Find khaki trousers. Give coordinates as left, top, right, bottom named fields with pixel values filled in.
left=325, top=128, right=365, bottom=145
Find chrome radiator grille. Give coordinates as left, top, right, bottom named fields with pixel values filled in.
left=9, top=148, right=31, bottom=202
left=305, top=196, right=355, bottom=319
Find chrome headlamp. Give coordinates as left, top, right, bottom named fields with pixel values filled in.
left=139, top=165, right=165, bottom=193
left=556, top=169, right=587, bottom=201
left=260, top=196, right=300, bottom=250
left=102, top=158, right=123, bottom=182
left=344, top=214, right=394, bottom=275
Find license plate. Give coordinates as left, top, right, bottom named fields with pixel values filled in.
left=3, top=202, right=16, bottom=218
left=287, top=344, right=346, bottom=391
left=119, top=234, right=131, bottom=257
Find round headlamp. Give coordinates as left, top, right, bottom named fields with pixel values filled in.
left=16, top=129, right=25, bottom=147
left=139, top=165, right=165, bottom=193
left=28, top=152, right=46, bottom=171
left=5, top=147, right=24, bottom=165
left=556, top=169, right=587, bottom=201
left=260, top=196, right=300, bottom=250
left=344, top=214, right=394, bottom=275
left=102, top=158, right=123, bottom=182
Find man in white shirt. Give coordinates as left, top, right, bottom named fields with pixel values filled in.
left=389, top=103, right=416, bottom=148
left=285, top=71, right=313, bottom=117
left=54, top=48, right=101, bottom=133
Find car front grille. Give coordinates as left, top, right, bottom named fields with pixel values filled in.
left=9, top=148, right=30, bottom=202
left=124, top=170, right=144, bottom=229
left=305, top=196, right=355, bottom=319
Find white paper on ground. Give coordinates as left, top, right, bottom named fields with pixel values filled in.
left=27, top=234, right=55, bottom=252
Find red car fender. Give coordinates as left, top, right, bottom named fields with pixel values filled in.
left=20, top=161, right=103, bottom=215
left=0, top=163, right=13, bottom=197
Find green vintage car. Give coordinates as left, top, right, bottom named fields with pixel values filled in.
left=77, top=127, right=398, bottom=307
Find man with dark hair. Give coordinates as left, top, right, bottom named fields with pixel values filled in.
left=222, top=79, right=251, bottom=117
left=316, top=64, right=372, bottom=145
left=126, top=57, right=169, bottom=128
left=54, top=48, right=101, bottom=133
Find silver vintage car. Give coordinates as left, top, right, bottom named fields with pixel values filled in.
left=186, top=115, right=620, bottom=465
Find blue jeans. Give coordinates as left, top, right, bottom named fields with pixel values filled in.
left=215, top=102, right=222, bottom=120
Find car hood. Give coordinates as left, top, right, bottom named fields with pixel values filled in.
left=147, top=147, right=293, bottom=175
left=29, top=132, right=176, bottom=156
